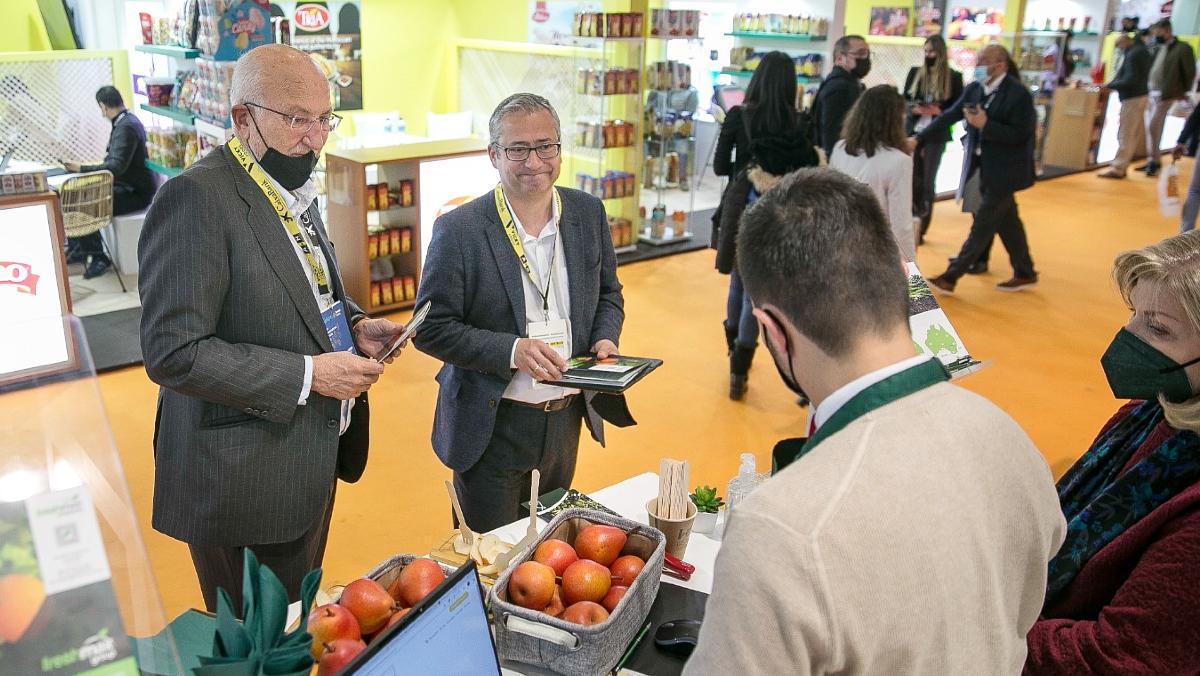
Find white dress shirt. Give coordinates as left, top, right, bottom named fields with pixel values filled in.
left=813, top=355, right=931, bottom=431
left=261, top=168, right=353, bottom=433
left=500, top=191, right=580, bottom=404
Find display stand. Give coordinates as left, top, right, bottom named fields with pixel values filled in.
left=0, top=316, right=181, bottom=675
left=567, top=34, right=645, bottom=255
left=641, top=35, right=700, bottom=247
left=133, top=44, right=200, bottom=178
left=325, top=139, right=490, bottom=314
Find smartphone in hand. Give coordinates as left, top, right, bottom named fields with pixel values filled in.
left=374, top=301, right=430, bottom=363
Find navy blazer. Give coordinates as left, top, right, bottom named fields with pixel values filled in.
left=413, top=187, right=625, bottom=473
left=918, top=74, right=1036, bottom=196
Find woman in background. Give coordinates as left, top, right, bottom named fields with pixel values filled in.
left=1025, top=231, right=1200, bottom=673
left=713, top=50, right=817, bottom=401
left=904, top=36, right=963, bottom=242
left=829, top=85, right=916, bottom=260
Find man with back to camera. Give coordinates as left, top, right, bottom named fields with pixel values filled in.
left=1099, top=32, right=1152, bottom=179
left=414, top=93, right=628, bottom=533
left=813, top=34, right=870, bottom=158
left=920, top=44, right=1039, bottom=294
left=62, top=86, right=155, bottom=279
left=138, top=44, right=408, bottom=612
left=1139, top=19, right=1196, bottom=177
left=683, top=168, right=1065, bottom=675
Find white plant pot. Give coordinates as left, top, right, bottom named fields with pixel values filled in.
left=693, top=510, right=719, bottom=534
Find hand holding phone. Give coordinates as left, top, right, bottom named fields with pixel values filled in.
left=374, top=301, right=430, bottom=363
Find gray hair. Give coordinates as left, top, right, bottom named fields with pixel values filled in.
left=488, top=93, right=561, bottom=145
left=230, top=44, right=322, bottom=107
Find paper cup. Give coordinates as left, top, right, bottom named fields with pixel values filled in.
left=646, top=498, right=696, bottom=559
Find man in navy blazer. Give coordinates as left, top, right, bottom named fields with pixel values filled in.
left=919, top=44, right=1039, bottom=295
left=414, top=93, right=626, bottom=532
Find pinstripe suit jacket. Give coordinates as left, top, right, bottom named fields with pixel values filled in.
left=138, top=144, right=368, bottom=547
left=413, top=188, right=625, bottom=473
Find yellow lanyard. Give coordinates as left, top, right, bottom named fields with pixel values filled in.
left=228, top=137, right=330, bottom=295
left=494, top=184, right=563, bottom=321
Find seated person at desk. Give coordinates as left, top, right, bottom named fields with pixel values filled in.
left=684, top=168, right=1065, bottom=675
left=63, top=86, right=155, bottom=279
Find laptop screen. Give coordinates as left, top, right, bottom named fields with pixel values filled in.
left=345, top=562, right=500, bottom=675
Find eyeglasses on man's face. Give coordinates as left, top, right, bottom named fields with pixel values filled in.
left=246, top=102, right=342, bottom=133
left=493, top=142, right=562, bottom=162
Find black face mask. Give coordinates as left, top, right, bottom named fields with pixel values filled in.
left=247, top=109, right=317, bottom=191
left=924, top=55, right=937, bottom=67
left=1100, top=328, right=1200, bottom=402
left=1155, top=35, right=1167, bottom=45
left=761, top=308, right=808, bottom=400
left=852, top=55, right=872, bottom=79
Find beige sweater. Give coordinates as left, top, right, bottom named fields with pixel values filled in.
left=684, top=383, right=1066, bottom=675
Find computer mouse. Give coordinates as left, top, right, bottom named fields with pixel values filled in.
left=654, top=618, right=703, bottom=657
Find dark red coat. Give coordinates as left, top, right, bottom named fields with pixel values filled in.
left=1025, top=404, right=1200, bottom=674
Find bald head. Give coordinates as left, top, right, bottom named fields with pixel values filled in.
left=229, top=43, right=334, bottom=165
left=981, top=44, right=1010, bottom=65
left=976, top=43, right=1010, bottom=83
left=230, top=44, right=327, bottom=108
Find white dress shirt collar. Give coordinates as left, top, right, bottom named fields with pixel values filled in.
left=983, top=73, right=1005, bottom=96
left=813, top=355, right=932, bottom=430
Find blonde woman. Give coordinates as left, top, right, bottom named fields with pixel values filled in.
left=904, top=36, right=963, bottom=240
left=1026, top=231, right=1200, bottom=673
left=829, top=85, right=915, bottom=260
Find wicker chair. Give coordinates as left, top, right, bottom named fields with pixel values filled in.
left=59, top=169, right=125, bottom=291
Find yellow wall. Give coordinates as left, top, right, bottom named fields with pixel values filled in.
left=0, top=0, right=51, bottom=51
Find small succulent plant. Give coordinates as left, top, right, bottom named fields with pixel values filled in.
left=689, top=485, right=725, bottom=514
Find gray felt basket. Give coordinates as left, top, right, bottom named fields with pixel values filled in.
left=331, top=554, right=459, bottom=603
left=488, top=509, right=666, bottom=675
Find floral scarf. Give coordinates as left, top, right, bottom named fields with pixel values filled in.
left=1045, top=400, right=1200, bottom=607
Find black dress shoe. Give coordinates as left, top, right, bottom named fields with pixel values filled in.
left=83, top=256, right=111, bottom=280
left=1145, top=165, right=1160, bottom=177
left=966, top=261, right=988, bottom=275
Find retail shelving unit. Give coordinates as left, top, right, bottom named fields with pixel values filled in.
left=133, top=44, right=197, bottom=178
left=641, top=34, right=701, bottom=247
left=567, top=34, right=645, bottom=255
left=325, top=139, right=489, bottom=315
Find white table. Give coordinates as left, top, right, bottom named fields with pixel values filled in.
left=493, top=472, right=721, bottom=676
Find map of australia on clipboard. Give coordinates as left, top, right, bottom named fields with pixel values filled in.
left=906, top=262, right=983, bottom=378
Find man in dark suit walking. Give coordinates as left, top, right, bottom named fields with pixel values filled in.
left=813, top=35, right=871, bottom=158
left=139, top=44, right=407, bottom=612
left=920, top=44, right=1039, bottom=294
left=1098, top=32, right=1151, bottom=179
left=414, top=93, right=626, bottom=533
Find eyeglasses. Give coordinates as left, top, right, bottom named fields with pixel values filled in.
left=494, top=142, right=562, bottom=161
left=245, top=102, right=342, bottom=133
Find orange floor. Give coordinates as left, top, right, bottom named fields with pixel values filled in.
left=95, top=162, right=1187, bottom=623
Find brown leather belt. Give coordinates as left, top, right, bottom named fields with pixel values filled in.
left=502, top=394, right=578, bottom=413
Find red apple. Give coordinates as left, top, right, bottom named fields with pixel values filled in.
left=543, top=585, right=565, bottom=617
left=533, top=539, right=579, bottom=577
left=560, top=601, right=609, bottom=626
left=508, top=561, right=557, bottom=610
left=338, top=578, right=396, bottom=634
left=609, top=554, right=645, bottom=587
left=316, top=638, right=366, bottom=675
left=561, top=559, right=611, bottom=605
left=573, top=525, right=627, bottom=566
left=600, top=585, right=628, bottom=613
left=384, top=607, right=410, bottom=630
left=388, top=558, right=445, bottom=607
left=307, top=604, right=361, bottom=660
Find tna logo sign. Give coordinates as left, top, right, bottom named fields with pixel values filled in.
left=0, top=261, right=40, bottom=295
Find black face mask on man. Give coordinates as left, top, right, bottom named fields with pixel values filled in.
left=852, top=55, right=872, bottom=79
left=246, top=108, right=318, bottom=191
left=761, top=308, right=809, bottom=401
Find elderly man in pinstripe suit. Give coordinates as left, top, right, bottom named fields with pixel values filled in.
left=138, top=44, right=407, bottom=612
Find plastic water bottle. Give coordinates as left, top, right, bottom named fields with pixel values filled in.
left=725, top=453, right=766, bottom=512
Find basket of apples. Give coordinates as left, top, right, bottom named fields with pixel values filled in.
left=488, top=509, right=666, bottom=675
left=308, top=555, right=457, bottom=675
